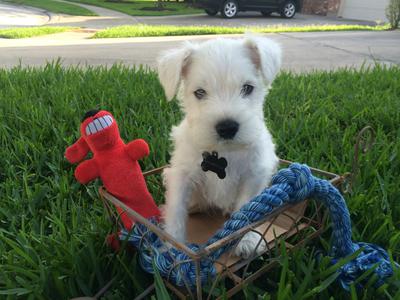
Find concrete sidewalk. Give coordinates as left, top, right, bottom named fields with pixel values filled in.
left=47, top=0, right=140, bottom=28
left=0, top=31, right=398, bottom=72
left=0, top=2, right=49, bottom=28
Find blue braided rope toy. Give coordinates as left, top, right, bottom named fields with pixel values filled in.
left=120, top=163, right=397, bottom=290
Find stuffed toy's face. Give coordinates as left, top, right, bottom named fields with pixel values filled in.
left=80, top=110, right=120, bottom=150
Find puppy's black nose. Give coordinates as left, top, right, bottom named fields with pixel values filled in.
left=215, top=119, right=239, bottom=139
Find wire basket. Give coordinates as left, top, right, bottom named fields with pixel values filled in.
left=99, top=158, right=347, bottom=299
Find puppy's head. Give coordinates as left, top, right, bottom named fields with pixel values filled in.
left=158, top=36, right=281, bottom=149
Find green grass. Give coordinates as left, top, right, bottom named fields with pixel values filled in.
left=5, top=0, right=97, bottom=16
left=0, top=63, right=399, bottom=299
left=0, top=26, right=76, bottom=39
left=67, top=0, right=202, bottom=16
left=93, top=24, right=390, bottom=38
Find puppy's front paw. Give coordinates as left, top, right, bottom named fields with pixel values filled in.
left=234, top=231, right=267, bottom=259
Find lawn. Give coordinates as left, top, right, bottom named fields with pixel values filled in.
left=0, top=27, right=76, bottom=39
left=93, top=24, right=389, bottom=38
left=0, top=63, right=399, bottom=299
left=5, top=0, right=97, bottom=16
left=67, top=0, right=202, bottom=16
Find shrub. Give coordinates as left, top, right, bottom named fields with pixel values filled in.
left=386, top=0, right=400, bottom=29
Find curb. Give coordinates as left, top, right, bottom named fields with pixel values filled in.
left=5, top=3, right=53, bottom=26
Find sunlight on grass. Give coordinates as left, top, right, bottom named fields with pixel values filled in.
left=93, top=24, right=390, bottom=38
left=5, top=0, right=96, bottom=16
left=0, top=27, right=76, bottom=39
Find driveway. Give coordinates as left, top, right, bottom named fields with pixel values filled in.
left=0, top=2, right=49, bottom=28
left=0, top=31, right=398, bottom=71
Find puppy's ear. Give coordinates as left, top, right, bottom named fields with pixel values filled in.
left=157, top=43, right=194, bottom=101
left=244, top=36, right=281, bottom=86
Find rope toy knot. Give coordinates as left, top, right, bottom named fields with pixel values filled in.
left=333, top=242, right=398, bottom=290
left=272, top=163, right=315, bottom=203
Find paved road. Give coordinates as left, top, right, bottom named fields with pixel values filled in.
left=46, top=10, right=375, bottom=29
left=1, top=0, right=375, bottom=29
left=134, top=13, right=375, bottom=27
left=0, top=2, right=49, bottom=28
left=50, top=0, right=375, bottom=28
left=0, top=31, right=398, bottom=71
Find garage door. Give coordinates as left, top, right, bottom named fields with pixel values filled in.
left=339, top=0, right=389, bottom=22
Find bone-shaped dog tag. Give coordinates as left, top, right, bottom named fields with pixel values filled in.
left=201, top=151, right=228, bottom=179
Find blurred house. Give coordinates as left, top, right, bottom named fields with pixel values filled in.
left=300, top=0, right=389, bottom=22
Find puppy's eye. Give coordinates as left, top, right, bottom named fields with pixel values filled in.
left=241, top=84, right=254, bottom=97
left=194, top=88, right=206, bottom=100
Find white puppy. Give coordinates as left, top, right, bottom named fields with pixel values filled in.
left=157, top=35, right=281, bottom=258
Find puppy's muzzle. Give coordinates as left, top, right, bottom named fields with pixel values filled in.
left=216, top=119, right=239, bottom=140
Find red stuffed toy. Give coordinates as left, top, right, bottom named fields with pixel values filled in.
left=65, top=109, right=160, bottom=231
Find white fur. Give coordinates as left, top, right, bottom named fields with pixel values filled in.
left=158, top=36, right=281, bottom=258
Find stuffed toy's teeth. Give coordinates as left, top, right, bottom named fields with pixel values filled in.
left=103, top=115, right=113, bottom=126
left=85, top=115, right=113, bottom=135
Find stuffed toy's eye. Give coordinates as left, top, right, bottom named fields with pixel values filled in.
left=241, top=84, right=254, bottom=97
left=194, top=89, right=206, bottom=100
